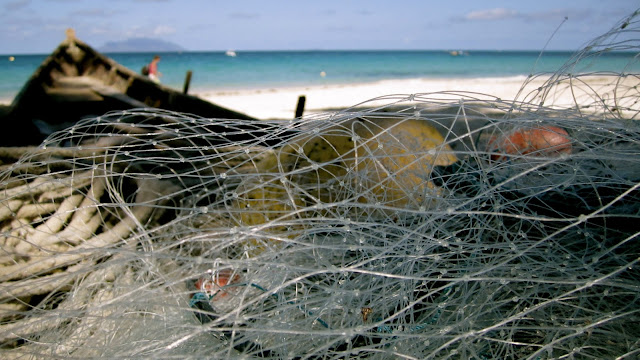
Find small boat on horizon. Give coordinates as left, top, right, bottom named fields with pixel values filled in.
left=225, top=50, right=237, bottom=57
left=449, top=50, right=468, bottom=56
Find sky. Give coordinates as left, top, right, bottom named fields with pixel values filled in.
left=1, top=0, right=638, bottom=54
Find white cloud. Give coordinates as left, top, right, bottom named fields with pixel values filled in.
left=153, top=25, right=176, bottom=36
left=464, top=8, right=519, bottom=21
left=123, top=24, right=176, bottom=38
left=88, top=26, right=112, bottom=35
left=459, top=7, right=580, bottom=23
left=71, top=8, right=122, bottom=17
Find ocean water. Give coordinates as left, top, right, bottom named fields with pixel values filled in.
left=1, top=50, right=637, bottom=102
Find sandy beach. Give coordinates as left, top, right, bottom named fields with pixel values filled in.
left=0, top=76, right=534, bottom=113
left=2, top=74, right=636, bottom=120
left=197, top=74, right=639, bottom=119
left=196, top=76, right=536, bottom=120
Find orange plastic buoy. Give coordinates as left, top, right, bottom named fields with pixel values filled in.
left=488, top=125, right=572, bottom=161
left=195, top=269, right=240, bottom=301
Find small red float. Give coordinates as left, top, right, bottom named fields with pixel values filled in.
left=195, top=268, right=241, bottom=301
left=487, top=125, right=572, bottom=161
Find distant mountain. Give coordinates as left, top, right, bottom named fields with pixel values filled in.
left=99, top=38, right=185, bottom=53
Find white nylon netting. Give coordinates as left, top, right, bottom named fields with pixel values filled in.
left=1, top=10, right=639, bottom=360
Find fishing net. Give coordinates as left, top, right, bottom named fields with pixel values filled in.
left=1, top=10, right=640, bottom=360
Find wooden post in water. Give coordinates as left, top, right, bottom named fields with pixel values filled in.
left=295, top=95, right=306, bottom=118
left=183, top=70, right=193, bottom=94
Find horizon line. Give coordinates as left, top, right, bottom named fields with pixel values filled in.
left=3, top=47, right=625, bottom=57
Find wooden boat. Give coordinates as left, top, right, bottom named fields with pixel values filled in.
left=2, top=29, right=263, bottom=146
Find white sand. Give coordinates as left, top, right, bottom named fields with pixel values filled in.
left=5, top=76, right=534, bottom=112
left=195, top=76, right=546, bottom=120
left=196, top=74, right=640, bottom=119
left=3, top=75, right=636, bottom=119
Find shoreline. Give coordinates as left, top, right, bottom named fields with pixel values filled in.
left=2, top=74, right=635, bottom=119
left=196, top=74, right=639, bottom=119
left=195, top=75, right=536, bottom=119
left=0, top=75, right=533, bottom=116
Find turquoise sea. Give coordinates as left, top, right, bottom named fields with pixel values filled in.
left=1, top=50, right=638, bottom=102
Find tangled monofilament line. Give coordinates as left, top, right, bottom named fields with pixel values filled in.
left=1, top=10, right=640, bottom=360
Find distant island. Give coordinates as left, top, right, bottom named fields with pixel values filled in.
left=99, top=38, right=185, bottom=53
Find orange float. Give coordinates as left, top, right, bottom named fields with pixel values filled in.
left=488, top=125, right=572, bottom=161
left=195, top=269, right=241, bottom=301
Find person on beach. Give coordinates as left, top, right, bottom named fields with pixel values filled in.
left=147, top=55, right=162, bottom=83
